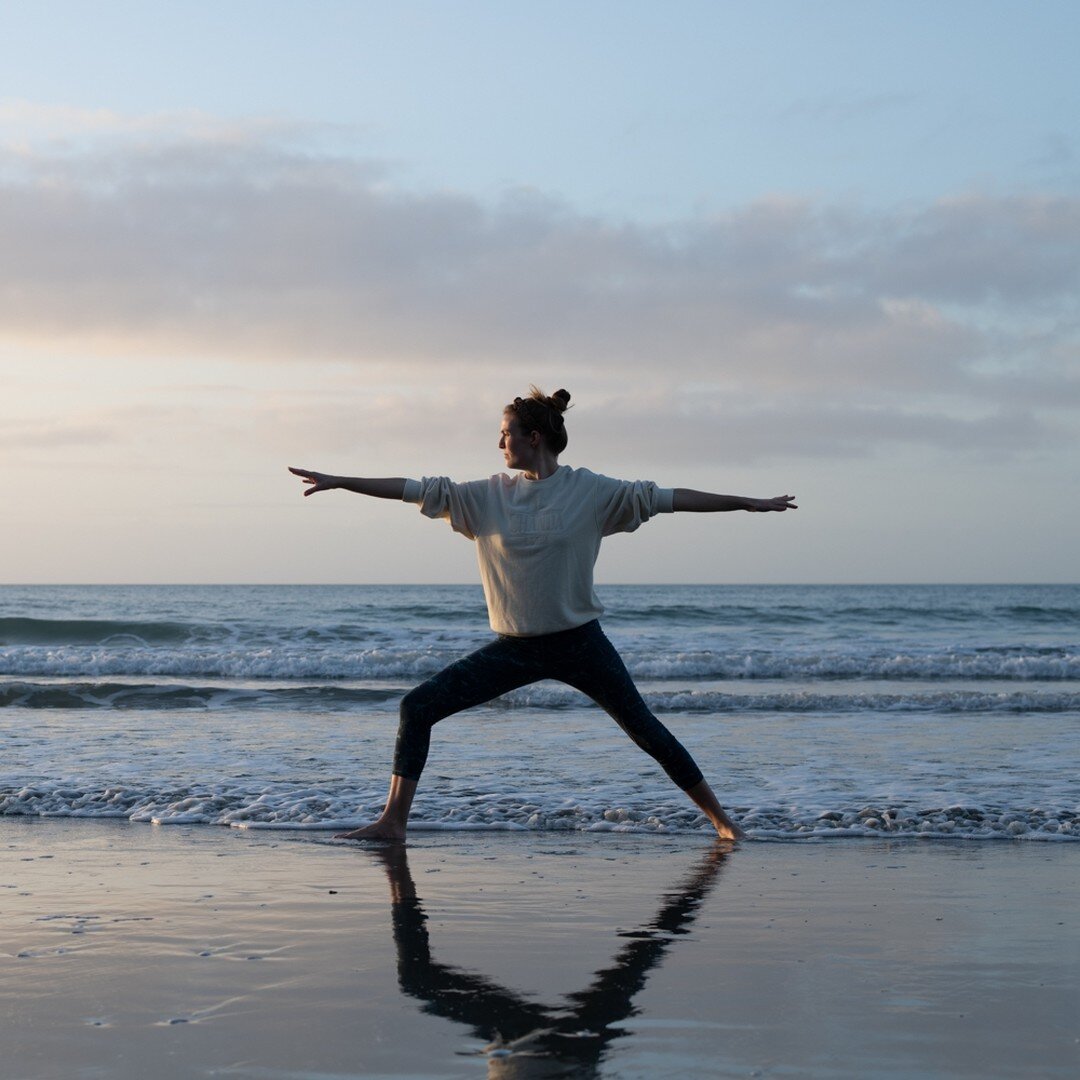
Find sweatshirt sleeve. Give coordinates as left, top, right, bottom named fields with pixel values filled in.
left=594, top=475, right=675, bottom=536
left=402, top=476, right=488, bottom=541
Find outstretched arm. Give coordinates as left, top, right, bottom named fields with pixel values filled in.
left=288, top=467, right=407, bottom=500
left=672, top=489, right=797, bottom=513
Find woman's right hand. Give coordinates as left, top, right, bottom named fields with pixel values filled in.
left=288, top=466, right=337, bottom=496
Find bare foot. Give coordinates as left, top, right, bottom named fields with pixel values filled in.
left=715, top=820, right=747, bottom=842
left=683, top=779, right=746, bottom=843
left=334, top=822, right=406, bottom=842
left=711, top=805, right=747, bottom=841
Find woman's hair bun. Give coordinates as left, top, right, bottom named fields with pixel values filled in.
left=507, top=386, right=572, bottom=454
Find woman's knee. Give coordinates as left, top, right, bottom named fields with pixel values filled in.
left=399, top=686, right=436, bottom=731
left=393, top=687, right=438, bottom=772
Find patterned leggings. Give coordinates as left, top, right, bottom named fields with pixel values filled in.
left=392, top=619, right=704, bottom=790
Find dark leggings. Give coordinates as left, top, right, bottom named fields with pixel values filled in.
left=393, top=619, right=704, bottom=791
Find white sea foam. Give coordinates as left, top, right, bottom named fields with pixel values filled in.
left=1, top=780, right=1076, bottom=840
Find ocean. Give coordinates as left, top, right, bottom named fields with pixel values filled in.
left=1, top=583, right=1077, bottom=840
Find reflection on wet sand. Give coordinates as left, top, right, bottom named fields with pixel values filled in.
left=366, top=843, right=732, bottom=1078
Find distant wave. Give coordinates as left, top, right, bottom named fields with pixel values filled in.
left=605, top=600, right=1080, bottom=628
left=0, top=617, right=199, bottom=646
left=0, top=612, right=485, bottom=647
left=832, top=602, right=1080, bottom=626
left=605, top=603, right=826, bottom=626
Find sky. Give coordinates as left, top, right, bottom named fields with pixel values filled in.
left=2, top=0, right=1078, bottom=584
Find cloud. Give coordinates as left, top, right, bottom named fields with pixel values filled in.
left=866, top=195, right=1080, bottom=305
left=0, top=417, right=116, bottom=450
left=571, top=390, right=1066, bottom=469
left=0, top=98, right=345, bottom=149
left=1, top=112, right=1076, bottom=464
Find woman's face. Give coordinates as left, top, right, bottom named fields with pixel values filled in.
left=499, top=413, right=537, bottom=471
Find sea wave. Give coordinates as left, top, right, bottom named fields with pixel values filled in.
left=0, top=617, right=201, bottom=646
left=607, top=598, right=1080, bottom=628
left=3, top=678, right=1079, bottom=714
left=0, top=610, right=495, bottom=648
left=0, top=615, right=439, bottom=648
left=1, top=782, right=1075, bottom=841
left=0, top=680, right=399, bottom=710
left=3, top=645, right=1078, bottom=681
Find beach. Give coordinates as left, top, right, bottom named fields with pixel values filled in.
left=4, top=818, right=1077, bottom=1080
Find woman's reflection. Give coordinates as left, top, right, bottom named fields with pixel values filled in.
left=367, top=843, right=732, bottom=1078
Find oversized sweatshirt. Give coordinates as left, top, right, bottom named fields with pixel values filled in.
left=402, top=465, right=675, bottom=636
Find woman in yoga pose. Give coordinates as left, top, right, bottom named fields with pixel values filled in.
left=289, top=387, right=795, bottom=842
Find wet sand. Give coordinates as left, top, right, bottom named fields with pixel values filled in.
left=2, top=818, right=1077, bottom=1079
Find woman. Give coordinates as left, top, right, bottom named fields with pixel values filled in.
left=289, top=387, right=796, bottom=842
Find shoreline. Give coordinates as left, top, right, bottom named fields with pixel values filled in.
left=3, top=817, right=1077, bottom=1079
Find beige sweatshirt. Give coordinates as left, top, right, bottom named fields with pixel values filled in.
left=402, top=465, right=674, bottom=636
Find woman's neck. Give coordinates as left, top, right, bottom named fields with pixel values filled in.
left=522, top=454, right=559, bottom=481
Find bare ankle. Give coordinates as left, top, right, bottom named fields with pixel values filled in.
left=334, top=821, right=407, bottom=842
